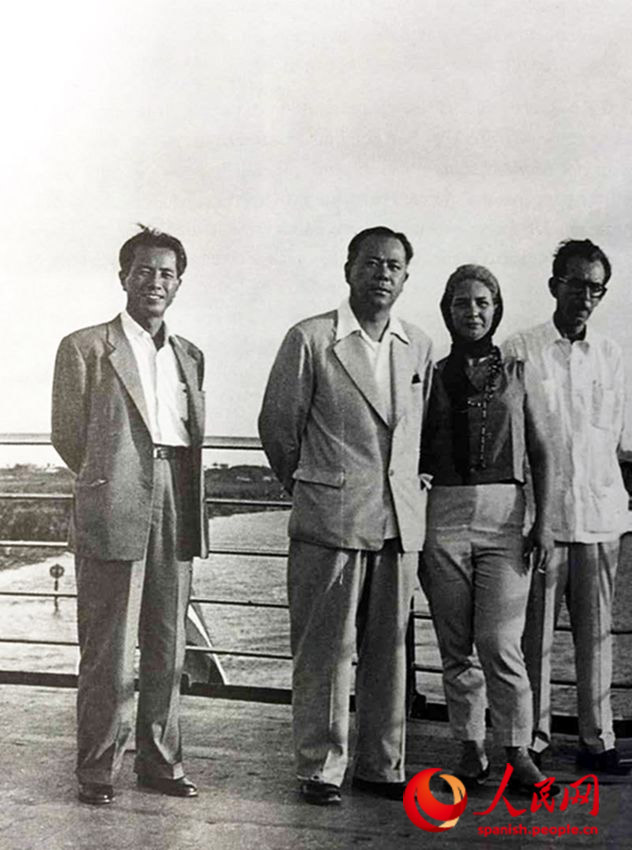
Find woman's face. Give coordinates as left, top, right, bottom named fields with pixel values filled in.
left=449, top=278, right=496, bottom=342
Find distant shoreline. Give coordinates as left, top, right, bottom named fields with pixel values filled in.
left=0, top=462, right=289, bottom=571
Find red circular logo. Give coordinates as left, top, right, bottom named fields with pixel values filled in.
left=403, top=768, right=468, bottom=832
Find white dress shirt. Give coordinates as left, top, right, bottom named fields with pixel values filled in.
left=120, top=311, right=190, bottom=447
left=503, top=320, right=629, bottom=542
left=336, top=299, right=410, bottom=539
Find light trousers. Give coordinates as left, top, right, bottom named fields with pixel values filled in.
left=75, top=455, right=193, bottom=784
left=420, top=484, right=533, bottom=747
left=288, top=538, right=417, bottom=787
left=523, top=540, right=619, bottom=754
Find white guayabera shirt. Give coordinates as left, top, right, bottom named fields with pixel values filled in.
left=503, top=320, right=629, bottom=543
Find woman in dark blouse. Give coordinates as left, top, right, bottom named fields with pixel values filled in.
left=420, top=264, right=555, bottom=793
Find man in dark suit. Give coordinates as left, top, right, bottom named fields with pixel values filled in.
left=52, top=226, right=208, bottom=805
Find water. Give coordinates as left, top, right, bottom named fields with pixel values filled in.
left=0, top=510, right=631, bottom=717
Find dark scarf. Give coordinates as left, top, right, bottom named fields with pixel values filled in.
left=439, top=275, right=504, bottom=480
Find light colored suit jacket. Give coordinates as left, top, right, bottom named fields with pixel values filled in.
left=51, top=315, right=208, bottom=561
left=258, top=309, right=433, bottom=552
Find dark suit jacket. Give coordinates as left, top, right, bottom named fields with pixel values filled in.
left=51, top=315, right=208, bottom=561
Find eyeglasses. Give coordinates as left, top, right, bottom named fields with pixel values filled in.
left=555, top=277, right=607, bottom=300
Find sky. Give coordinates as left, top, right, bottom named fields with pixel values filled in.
left=2, top=0, right=632, bottom=465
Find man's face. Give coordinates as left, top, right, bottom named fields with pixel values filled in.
left=120, top=246, right=181, bottom=325
left=549, top=255, right=607, bottom=337
left=345, top=235, right=409, bottom=315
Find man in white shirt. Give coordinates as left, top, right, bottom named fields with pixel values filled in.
left=503, top=238, right=630, bottom=775
left=52, top=227, right=208, bottom=804
left=258, top=227, right=433, bottom=804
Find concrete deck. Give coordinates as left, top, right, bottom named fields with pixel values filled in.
left=1, top=686, right=631, bottom=850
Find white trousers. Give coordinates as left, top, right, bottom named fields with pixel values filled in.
left=523, top=540, right=620, bottom=754
left=287, top=539, right=417, bottom=786
left=421, top=484, right=533, bottom=747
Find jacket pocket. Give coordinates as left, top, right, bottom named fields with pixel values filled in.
left=292, top=467, right=345, bottom=488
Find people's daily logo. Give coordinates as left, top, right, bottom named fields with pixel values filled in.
left=403, top=766, right=599, bottom=834
left=403, top=768, right=467, bottom=832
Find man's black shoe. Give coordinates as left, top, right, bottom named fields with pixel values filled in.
left=78, top=782, right=114, bottom=805
left=576, top=748, right=632, bottom=775
left=299, top=780, right=342, bottom=806
left=352, top=776, right=407, bottom=800
left=137, top=774, right=198, bottom=797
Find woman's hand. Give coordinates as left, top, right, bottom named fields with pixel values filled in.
left=524, top=520, right=554, bottom=573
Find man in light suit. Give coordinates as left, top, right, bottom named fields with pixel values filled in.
left=52, top=226, right=208, bottom=805
left=258, top=226, right=433, bottom=805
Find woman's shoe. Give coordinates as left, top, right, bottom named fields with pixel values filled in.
left=506, top=747, right=560, bottom=797
left=454, top=740, right=490, bottom=788
left=453, top=762, right=490, bottom=789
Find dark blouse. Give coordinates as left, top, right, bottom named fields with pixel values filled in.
left=420, top=355, right=530, bottom=486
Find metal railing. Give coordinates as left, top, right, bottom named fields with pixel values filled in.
left=1, top=434, right=631, bottom=734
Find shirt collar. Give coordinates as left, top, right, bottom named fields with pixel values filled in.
left=335, top=298, right=409, bottom=344
left=120, top=310, right=173, bottom=344
left=548, top=317, right=592, bottom=349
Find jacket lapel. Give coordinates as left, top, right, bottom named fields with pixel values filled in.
left=391, top=334, right=415, bottom=425
left=106, top=317, right=152, bottom=435
left=171, top=337, right=204, bottom=445
left=333, top=333, right=390, bottom=427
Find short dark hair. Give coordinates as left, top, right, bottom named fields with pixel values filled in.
left=119, top=225, right=187, bottom=277
left=552, top=239, right=611, bottom=285
left=346, top=226, right=413, bottom=267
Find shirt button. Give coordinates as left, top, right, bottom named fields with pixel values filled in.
left=389, top=469, right=395, bottom=476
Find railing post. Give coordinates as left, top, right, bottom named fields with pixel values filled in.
left=406, top=597, right=426, bottom=718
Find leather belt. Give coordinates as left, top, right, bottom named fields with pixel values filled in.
left=153, top=444, right=189, bottom=459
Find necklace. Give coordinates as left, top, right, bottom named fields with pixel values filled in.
left=465, top=347, right=503, bottom=470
